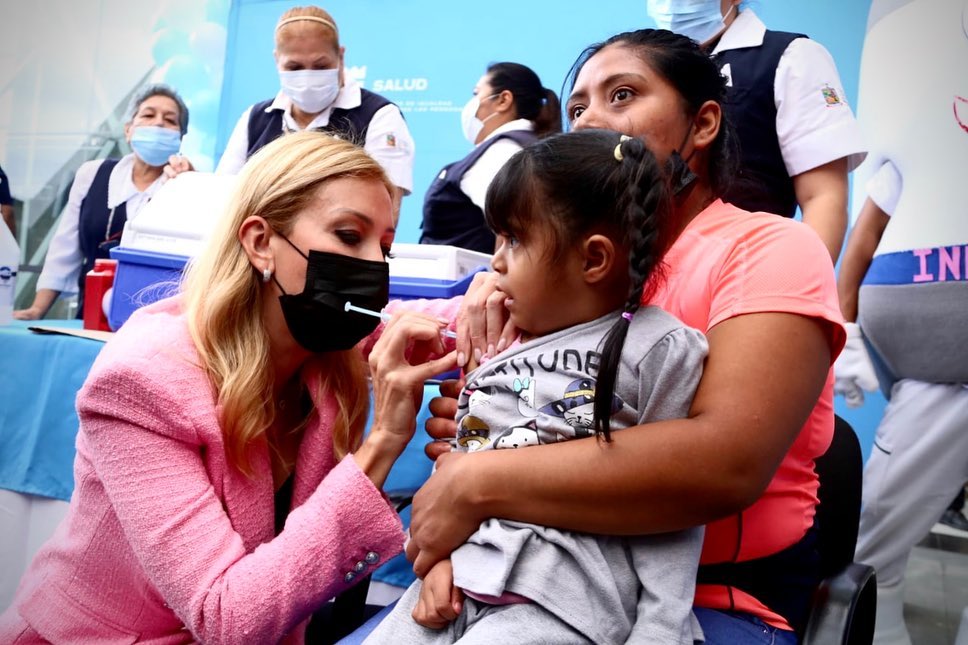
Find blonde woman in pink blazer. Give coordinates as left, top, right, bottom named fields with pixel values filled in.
left=0, top=132, right=458, bottom=644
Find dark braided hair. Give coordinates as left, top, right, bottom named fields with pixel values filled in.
left=485, top=129, right=673, bottom=441
left=564, top=28, right=737, bottom=197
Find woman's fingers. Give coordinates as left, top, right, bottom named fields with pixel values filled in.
left=427, top=388, right=459, bottom=424
left=438, top=378, right=464, bottom=399
left=406, top=452, right=479, bottom=577
left=410, top=351, right=459, bottom=386
left=456, top=272, right=502, bottom=367
left=424, top=438, right=453, bottom=460
left=369, top=311, right=449, bottom=375
left=450, top=585, right=464, bottom=617
left=368, top=313, right=457, bottom=446
left=498, top=316, right=518, bottom=355
left=484, top=288, right=509, bottom=357
left=12, top=308, right=39, bottom=320
left=424, top=380, right=460, bottom=458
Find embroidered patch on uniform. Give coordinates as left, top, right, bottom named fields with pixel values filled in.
left=386, top=134, right=396, bottom=147
left=822, top=85, right=842, bottom=107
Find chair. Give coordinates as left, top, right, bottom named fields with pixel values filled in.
left=800, top=415, right=877, bottom=645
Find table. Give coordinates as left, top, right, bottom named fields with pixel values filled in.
left=0, top=320, right=104, bottom=501
left=0, top=319, right=105, bottom=609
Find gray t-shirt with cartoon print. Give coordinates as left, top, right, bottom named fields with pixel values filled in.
left=451, top=307, right=708, bottom=644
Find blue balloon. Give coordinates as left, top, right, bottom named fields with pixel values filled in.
left=151, top=28, right=190, bottom=66
left=189, top=22, right=227, bottom=67
left=186, top=89, right=220, bottom=137
left=160, top=55, right=211, bottom=96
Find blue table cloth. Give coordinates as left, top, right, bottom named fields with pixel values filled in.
left=0, top=320, right=105, bottom=501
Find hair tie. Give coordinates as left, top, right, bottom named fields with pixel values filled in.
left=276, top=15, right=339, bottom=36
left=613, top=134, right=633, bottom=162
left=621, top=311, right=634, bottom=322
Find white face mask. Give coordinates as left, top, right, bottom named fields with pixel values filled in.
left=647, top=0, right=735, bottom=45
left=279, top=68, right=340, bottom=114
left=460, top=94, right=499, bottom=144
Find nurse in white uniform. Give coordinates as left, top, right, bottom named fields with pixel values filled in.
left=836, top=1, right=968, bottom=642
left=647, top=0, right=866, bottom=261
left=14, top=84, right=192, bottom=321
left=216, top=5, right=414, bottom=221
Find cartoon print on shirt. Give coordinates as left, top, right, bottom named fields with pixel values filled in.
left=495, top=420, right=540, bottom=450
left=467, top=387, right=494, bottom=412
left=513, top=376, right=539, bottom=417
left=539, top=378, right=622, bottom=439
left=456, top=385, right=495, bottom=420
left=457, top=416, right=491, bottom=451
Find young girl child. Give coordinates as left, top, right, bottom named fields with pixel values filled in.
left=364, top=129, right=708, bottom=644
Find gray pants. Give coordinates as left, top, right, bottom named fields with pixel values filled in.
left=362, top=579, right=593, bottom=644
left=854, top=379, right=968, bottom=585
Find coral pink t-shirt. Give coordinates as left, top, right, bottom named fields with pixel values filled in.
left=649, top=200, right=845, bottom=629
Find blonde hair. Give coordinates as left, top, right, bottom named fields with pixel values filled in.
left=275, top=6, right=339, bottom=47
left=182, top=131, right=393, bottom=474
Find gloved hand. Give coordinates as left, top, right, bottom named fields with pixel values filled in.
left=834, top=322, right=880, bottom=408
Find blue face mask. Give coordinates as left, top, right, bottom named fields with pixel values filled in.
left=129, top=125, right=182, bottom=167
left=647, top=0, right=734, bottom=45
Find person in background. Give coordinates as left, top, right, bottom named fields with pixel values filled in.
left=647, top=0, right=866, bottom=262
left=409, top=28, right=844, bottom=645
left=0, top=164, right=14, bottom=236
left=940, top=487, right=968, bottom=532
left=0, top=132, right=456, bottom=643
left=216, top=5, right=414, bottom=221
left=13, top=83, right=193, bottom=321
left=832, top=2, right=968, bottom=640
left=419, top=62, right=560, bottom=254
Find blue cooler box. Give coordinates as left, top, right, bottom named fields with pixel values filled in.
left=389, top=269, right=485, bottom=301
left=106, top=247, right=487, bottom=331
left=107, top=247, right=188, bottom=331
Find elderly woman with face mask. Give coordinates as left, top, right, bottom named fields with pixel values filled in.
left=14, top=83, right=192, bottom=321
left=216, top=5, right=415, bottom=219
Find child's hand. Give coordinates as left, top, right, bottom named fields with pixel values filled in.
left=412, top=559, right=463, bottom=629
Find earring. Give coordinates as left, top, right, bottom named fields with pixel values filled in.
left=262, top=267, right=272, bottom=283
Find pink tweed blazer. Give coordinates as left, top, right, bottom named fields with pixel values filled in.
left=0, top=298, right=408, bottom=644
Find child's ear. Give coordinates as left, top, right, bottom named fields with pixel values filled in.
left=581, top=234, right=617, bottom=285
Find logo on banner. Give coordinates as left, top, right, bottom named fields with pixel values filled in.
left=373, top=78, right=429, bottom=92
left=346, top=64, right=429, bottom=93
left=346, top=65, right=368, bottom=87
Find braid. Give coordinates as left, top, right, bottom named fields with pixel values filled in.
left=485, top=129, right=675, bottom=441
left=593, top=136, right=672, bottom=440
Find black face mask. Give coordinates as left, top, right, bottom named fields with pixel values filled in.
left=668, top=127, right=699, bottom=196
left=668, top=151, right=699, bottom=196
left=273, top=236, right=389, bottom=353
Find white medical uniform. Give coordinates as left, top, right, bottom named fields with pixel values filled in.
left=217, top=81, right=414, bottom=194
